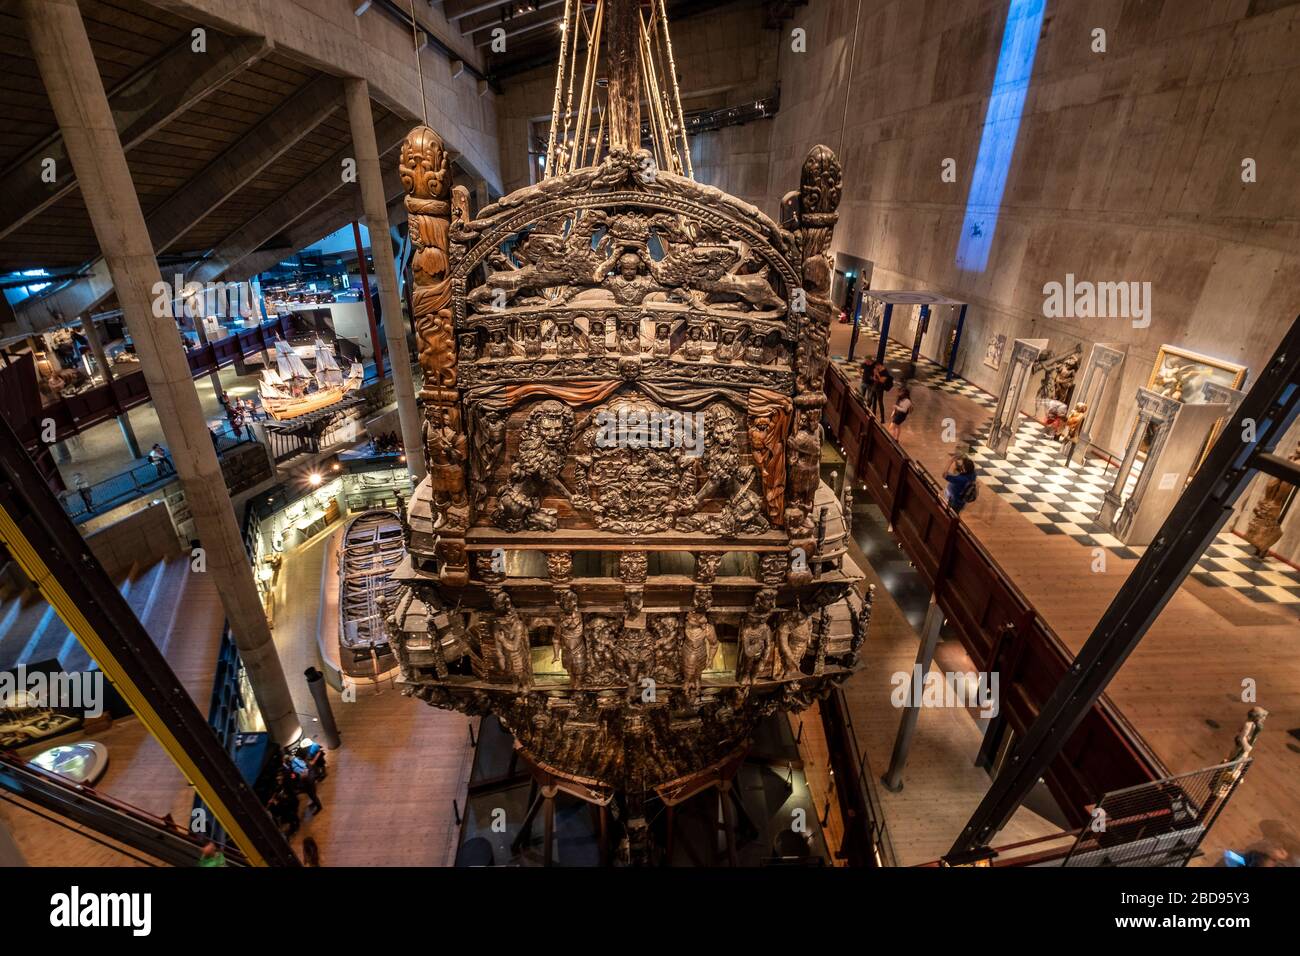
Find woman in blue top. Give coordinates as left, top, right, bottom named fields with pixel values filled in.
left=944, top=456, right=977, bottom=513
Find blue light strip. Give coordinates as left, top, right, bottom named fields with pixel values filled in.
left=955, top=0, right=1047, bottom=273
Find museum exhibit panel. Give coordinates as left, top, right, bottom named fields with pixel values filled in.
left=0, top=0, right=1298, bottom=897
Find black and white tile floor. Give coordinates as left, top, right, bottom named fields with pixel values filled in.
left=966, top=420, right=1300, bottom=606
left=834, top=344, right=1300, bottom=607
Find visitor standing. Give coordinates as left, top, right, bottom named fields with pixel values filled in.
left=869, top=361, right=892, bottom=419
left=888, top=387, right=913, bottom=440
left=147, top=443, right=172, bottom=478
left=72, top=473, right=93, bottom=513
left=944, top=456, right=978, bottom=513
left=859, top=358, right=876, bottom=399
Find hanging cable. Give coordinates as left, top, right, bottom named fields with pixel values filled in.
left=408, top=0, right=428, bottom=126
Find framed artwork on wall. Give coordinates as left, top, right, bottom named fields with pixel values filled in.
left=983, top=333, right=1006, bottom=371
left=1147, top=345, right=1247, bottom=403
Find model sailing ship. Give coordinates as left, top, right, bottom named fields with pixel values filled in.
left=386, top=0, right=870, bottom=857
left=258, top=338, right=362, bottom=421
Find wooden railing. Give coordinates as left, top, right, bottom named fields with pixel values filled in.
left=824, top=364, right=1167, bottom=828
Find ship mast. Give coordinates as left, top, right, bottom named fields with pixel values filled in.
left=604, top=0, right=640, bottom=151
left=543, top=0, right=692, bottom=178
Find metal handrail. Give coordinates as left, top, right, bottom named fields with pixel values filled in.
left=57, top=424, right=256, bottom=521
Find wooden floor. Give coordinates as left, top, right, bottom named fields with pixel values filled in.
left=831, top=533, right=1059, bottom=866
left=270, top=527, right=473, bottom=866
left=830, top=327, right=1300, bottom=864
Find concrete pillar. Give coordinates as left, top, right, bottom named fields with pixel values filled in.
left=881, top=595, right=945, bottom=792
left=25, top=0, right=299, bottom=745
left=80, top=313, right=140, bottom=459
left=344, top=78, right=425, bottom=482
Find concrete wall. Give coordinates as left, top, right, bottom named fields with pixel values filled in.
left=85, top=500, right=183, bottom=578
left=699, top=0, right=1300, bottom=560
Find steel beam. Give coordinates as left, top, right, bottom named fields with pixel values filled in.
left=948, top=314, right=1300, bottom=858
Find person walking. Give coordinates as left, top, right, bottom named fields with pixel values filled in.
left=944, top=455, right=978, bottom=513
left=887, top=386, right=913, bottom=440
left=72, top=473, right=93, bottom=513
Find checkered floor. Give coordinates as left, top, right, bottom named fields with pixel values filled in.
left=835, top=340, right=1300, bottom=607
left=966, top=420, right=1300, bottom=606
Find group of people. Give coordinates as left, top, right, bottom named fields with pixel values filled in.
left=219, top=390, right=262, bottom=440
left=858, top=357, right=912, bottom=440
left=859, top=357, right=979, bottom=515
left=266, top=741, right=326, bottom=837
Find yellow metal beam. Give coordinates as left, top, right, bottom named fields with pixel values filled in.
left=0, top=503, right=269, bottom=866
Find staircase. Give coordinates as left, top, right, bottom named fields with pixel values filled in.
left=0, top=554, right=192, bottom=674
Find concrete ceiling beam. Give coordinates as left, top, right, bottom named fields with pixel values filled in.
left=0, top=32, right=271, bottom=244
left=14, top=75, right=345, bottom=327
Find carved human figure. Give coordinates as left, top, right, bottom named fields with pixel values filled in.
left=774, top=609, right=812, bottom=679
left=486, top=327, right=513, bottom=359
left=681, top=609, right=717, bottom=698
left=468, top=406, right=506, bottom=509
left=521, top=324, right=543, bottom=359
left=736, top=608, right=772, bottom=686
left=425, top=404, right=469, bottom=531
left=714, top=328, right=743, bottom=363
left=787, top=409, right=822, bottom=510
left=651, top=322, right=672, bottom=357
left=551, top=589, right=587, bottom=686
left=554, top=323, right=578, bottom=357
left=742, top=332, right=764, bottom=366
left=617, top=317, right=642, bottom=356
left=491, top=592, right=532, bottom=687
left=457, top=331, right=479, bottom=362
left=588, top=316, right=608, bottom=356
left=603, top=251, right=663, bottom=305
left=680, top=324, right=704, bottom=361
left=491, top=400, right=575, bottom=531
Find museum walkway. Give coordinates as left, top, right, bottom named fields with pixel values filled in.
left=825, top=326, right=1300, bottom=864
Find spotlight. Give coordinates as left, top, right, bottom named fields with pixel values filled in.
left=308, top=472, right=323, bottom=487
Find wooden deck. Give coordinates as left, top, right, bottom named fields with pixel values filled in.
left=828, top=327, right=1300, bottom=864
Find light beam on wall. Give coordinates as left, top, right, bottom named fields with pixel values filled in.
left=955, top=0, right=1047, bottom=273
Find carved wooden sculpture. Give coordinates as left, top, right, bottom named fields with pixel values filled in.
left=386, top=4, right=868, bottom=842
left=401, top=125, right=469, bottom=585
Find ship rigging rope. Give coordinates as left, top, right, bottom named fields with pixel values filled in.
left=544, top=0, right=573, bottom=178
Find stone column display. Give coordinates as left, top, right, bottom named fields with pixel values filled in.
left=987, top=338, right=1048, bottom=457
